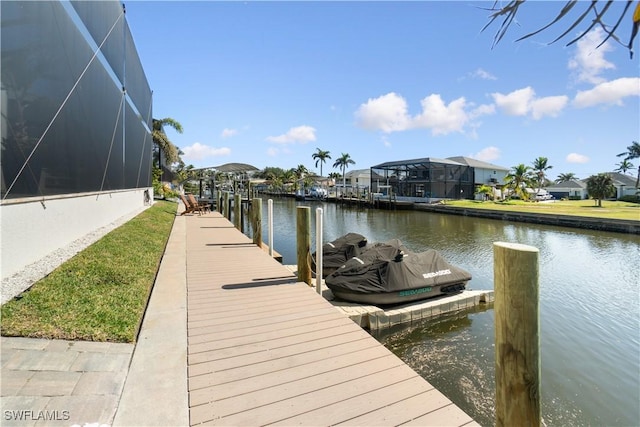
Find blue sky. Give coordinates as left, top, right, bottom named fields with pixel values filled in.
left=125, top=1, right=639, bottom=179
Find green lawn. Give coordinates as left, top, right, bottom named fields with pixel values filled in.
left=442, top=199, right=640, bottom=221
left=0, top=200, right=177, bottom=342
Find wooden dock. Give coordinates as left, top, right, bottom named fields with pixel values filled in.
left=185, top=212, right=478, bottom=426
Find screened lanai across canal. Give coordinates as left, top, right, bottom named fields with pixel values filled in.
left=371, top=157, right=475, bottom=200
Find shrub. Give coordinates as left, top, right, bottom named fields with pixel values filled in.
left=618, top=195, right=640, bottom=204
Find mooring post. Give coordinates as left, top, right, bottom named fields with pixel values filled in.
left=494, top=241, right=541, bottom=427
left=315, top=207, right=323, bottom=294
left=268, top=199, right=274, bottom=257
left=251, top=198, right=262, bottom=247
left=233, top=193, right=241, bottom=230
left=296, top=206, right=312, bottom=286
left=222, top=191, right=229, bottom=219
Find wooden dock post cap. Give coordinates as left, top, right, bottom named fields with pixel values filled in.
left=493, top=241, right=539, bottom=253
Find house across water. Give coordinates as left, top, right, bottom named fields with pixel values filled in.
left=546, top=172, right=638, bottom=200
left=369, top=156, right=510, bottom=202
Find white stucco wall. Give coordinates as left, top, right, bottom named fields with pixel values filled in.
left=475, top=168, right=507, bottom=185
left=0, top=188, right=152, bottom=281
left=346, top=169, right=371, bottom=189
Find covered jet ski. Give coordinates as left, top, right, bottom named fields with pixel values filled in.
left=312, top=232, right=368, bottom=278
left=325, top=239, right=471, bottom=305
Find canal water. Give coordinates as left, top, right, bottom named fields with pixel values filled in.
left=245, top=196, right=639, bottom=426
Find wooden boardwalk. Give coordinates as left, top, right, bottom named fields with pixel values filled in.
left=186, top=212, right=479, bottom=426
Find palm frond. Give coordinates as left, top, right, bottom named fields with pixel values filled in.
left=483, top=0, right=637, bottom=56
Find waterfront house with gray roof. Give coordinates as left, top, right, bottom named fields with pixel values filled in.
left=370, top=156, right=510, bottom=201
left=546, top=172, right=637, bottom=199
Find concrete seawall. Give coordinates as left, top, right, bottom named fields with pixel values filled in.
left=412, top=203, right=640, bottom=235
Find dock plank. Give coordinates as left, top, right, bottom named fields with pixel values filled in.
left=187, top=331, right=371, bottom=377
left=188, top=337, right=381, bottom=391
left=189, top=348, right=400, bottom=406
left=185, top=212, right=475, bottom=426
left=333, top=388, right=454, bottom=426
left=268, top=376, right=435, bottom=426
left=192, top=363, right=416, bottom=425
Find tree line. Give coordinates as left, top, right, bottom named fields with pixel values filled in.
left=152, top=117, right=638, bottom=206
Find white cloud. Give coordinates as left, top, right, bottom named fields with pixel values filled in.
left=491, top=87, right=535, bottom=116
left=181, top=143, right=231, bottom=161
left=267, top=147, right=279, bottom=157
left=266, top=125, right=317, bottom=144
left=472, top=146, right=500, bottom=162
left=566, top=153, right=590, bottom=164
left=354, top=92, right=411, bottom=133
left=355, top=92, right=494, bottom=135
left=470, top=68, right=497, bottom=80
left=412, top=95, right=468, bottom=135
left=572, top=77, right=640, bottom=108
left=469, top=103, right=496, bottom=119
left=530, top=95, right=569, bottom=120
left=221, top=128, right=238, bottom=138
left=492, top=87, right=568, bottom=120
left=568, top=27, right=615, bottom=85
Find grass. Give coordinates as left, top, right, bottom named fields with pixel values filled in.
left=0, top=200, right=177, bottom=343
left=441, top=199, right=640, bottom=221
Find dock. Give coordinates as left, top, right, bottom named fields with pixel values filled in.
left=283, top=266, right=494, bottom=331
left=183, top=211, right=478, bottom=426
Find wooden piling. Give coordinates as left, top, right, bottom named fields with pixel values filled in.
left=251, top=198, right=262, bottom=247
left=493, top=241, right=541, bottom=427
left=223, top=191, right=230, bottom=220
left=296, top=206, right=312, bottom=286
left=233, top=193, right=241, bottom=230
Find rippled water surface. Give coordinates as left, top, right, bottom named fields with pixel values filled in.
left=248, top=197, right=640, bottom=426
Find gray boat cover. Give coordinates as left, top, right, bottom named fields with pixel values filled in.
left=312, top=233, right=367, bottom=277
left=325, top=239, right=471, bottom=294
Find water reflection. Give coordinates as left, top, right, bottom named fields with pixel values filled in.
left=375, top=307, right=496, bottom=427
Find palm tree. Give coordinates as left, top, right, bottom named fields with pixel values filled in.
left=270, top=176, right=283, bottom=194
left=282, top=169, right=296, bottom=183
left=265, top=170, right=278, bottom=183
left=617, top=141, right=640, bottom=188
left=555, top=172, right=577, bottom=184
left=503, top=164, right=534, bottom=200
left=333, top=153, right=355, bottom=195
left=282, top=169, right=296, bottom=194
left=615, top=159, right=634, bottom=175
left=259, top=166, right=286, bottom=180
left=152, top=117, right=183, bottom=170
left=532, top=157, right=553, bottom=195
left=294, top=164, right=308, bottom=180
left=312, top=148, right=331, bottom=177
left=586, top=173, right=615, bottom=207
left=475, top=184, right=494, bottom=201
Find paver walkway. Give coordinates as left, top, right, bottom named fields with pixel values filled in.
left=1, top=337, right=133, bottom=427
